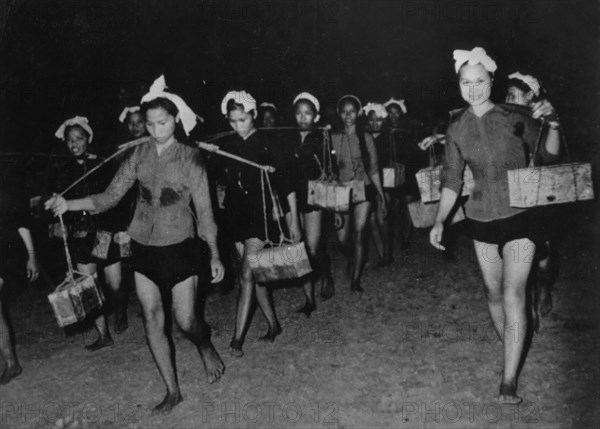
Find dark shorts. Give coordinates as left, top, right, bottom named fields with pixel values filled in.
left=466, top=211, right=544, bottom=250
left=70, top=234, right=96, bottom=266
left=130, top=238, right=209, bottom=291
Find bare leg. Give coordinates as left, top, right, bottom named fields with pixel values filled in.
left=296, top=210, right=322, bottom=316
left=135, top=272, right=182, bottom=414
left=230, top=239, right=264, bottom=357
left=535, top=241, right=554, bottom=317
left=473, top=241, right=504, bottom=340
left=104, top=261, right=128, bottom=334
left=79, top=263, right=113, bottom=351
left=0, top=277, right=22, bottom=385
left=498, top=238, right=534, bottom=404
left=255, top=285, right=282, bottom=341
left=336, top=213, right=353, bottom=279
left=369, top=211, right=385, bottom=265
left=319, top=212, right=335, bottom=300
left=349, top=201, right=372, bottom=292
left=172, top=276, right=224, bottom=384
left=398, top=196, right=415, bottom=248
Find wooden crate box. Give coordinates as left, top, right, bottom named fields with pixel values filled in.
left=48, top=272, right=105, bottom=327
left=507, top=162, right=594, bottom=208
left=249, top=241, right=312, bottom=283
left=416, top=165, right=474, bottom=203
left=383, top=163, right=406, bottom=188
left=307, top=180, right=352, bottom=212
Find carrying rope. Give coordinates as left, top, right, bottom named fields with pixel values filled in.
left=58, top=213, right=75, bottom=283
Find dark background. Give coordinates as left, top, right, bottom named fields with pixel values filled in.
left=0, top=0, right=598, bottom=158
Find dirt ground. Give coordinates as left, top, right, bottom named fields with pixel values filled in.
left=1, top=204, right=598, bottom=429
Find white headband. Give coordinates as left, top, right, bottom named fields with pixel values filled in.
left=259, top=102, right=277, bottom=112
left=221, top=90, right=257, bottom=118
left=508, top=72, right=540, bottom=96
left=453, top=47, right=498, bottom=74
left=363, top=102, right=388, bottom=118
left=337, top=94, right=363, bottom=116
left=140, top=75, right=198, bottom=135
left=383, top=98, right=407, bottom=114
left=118, top=106, right=140, bottom=123
left=293, top=92, right=321, bottom=122
left=55, top=116, right=94, bottom=143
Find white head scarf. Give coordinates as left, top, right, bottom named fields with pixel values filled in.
left=293, top=92, right=321, bottom=122
left=337, top=94, right=363, bottom=115
left=55, top=116, right=94, bottom=143
left=453, top=47, right=498, bottom=74
left=363, top=102, right=388, bottom=118
left=383, top=98, right=407, bottom=114
left=221, top=90, right=258, bottom=118
left=118, top=106, right=140, bottom=123
left=259, top=102, right=277, bottom=112
left=508, top=72, right=540, bottom=96
left=140, top=75, right=198, bottom=135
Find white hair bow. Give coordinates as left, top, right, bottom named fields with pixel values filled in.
left=508, top=72, right=540, bottom=96
left=363, top=102, right=388, bottom=118
left=55, top=116, right=94, bottom=143
left=383, top=98, right=407, bottom=114
left=293, top=92, right=321, bottom=122
left=259, top=102, right=277, bottom=111
left=118, top=106, right=140, bottom=123
left=453, top=47, right=498, bottom=74
left=140, top=75, right=198, bottom=135
left=221, top=90, right=257, bottom=118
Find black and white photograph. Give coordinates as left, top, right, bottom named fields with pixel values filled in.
left=0, top=0, right=598, bottom=427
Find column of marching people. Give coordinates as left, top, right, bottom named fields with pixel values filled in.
left=0, top=46, right=567, bottom=412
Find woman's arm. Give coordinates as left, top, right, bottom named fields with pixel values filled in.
left=285, top=192, right=301, bottom=243
left=531, top=100, right=560, bottom=156
left=430, top=187, right=459, bottom=251
left=17, top=227, right=39, bottom=282
left=189, top=150, right=224, bottom=284
left=431, top=128, right=465, bottom=250
left=45, top=150, right=138, bottom=216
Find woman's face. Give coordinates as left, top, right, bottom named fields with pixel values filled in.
left=65, top=127, right=89, bottom=157
left=505, top=85, right=532, bottom=106
left=261, top=110, right=276, bottom=128
left=338, top=102, right=358, bottom=127
left=295, top=102, right=316, bottom=130
left=145, top=107, right=178, bottom=144
left=228, top=108, right=255, bottom=138
left=387, top=105, right=402, bottom=127
left=368, top=112, right=384, bottom=132
left=127, top=111, right=146, bottom=138
left=458, top=64, right=493, bottom=106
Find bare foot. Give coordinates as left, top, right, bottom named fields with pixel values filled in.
left=85, top=336, right=114, bottom=352
left=198, top=342, right=225, bottom=384
left=295, top=301, right=315, bottom=317
left=258, top=325, right=282, bottom=342
left=229, top=338, right=244, bottom=358
left=0, top=364, right=23, bottom=385
left=498, top=381, right=522, bottom=404
left=152, top=391, right=183, bottom=415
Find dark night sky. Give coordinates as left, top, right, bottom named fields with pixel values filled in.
left=0, top=0, right=598, bottom=157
